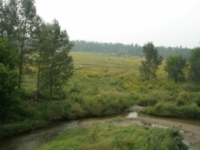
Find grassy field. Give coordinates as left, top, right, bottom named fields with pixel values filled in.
left=67, top=52, right=200, bottom=119
left=1, top=51, right=200, bottom=140
left=37, top=121, right=187, bottom=150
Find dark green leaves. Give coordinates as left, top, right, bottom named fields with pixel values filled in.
left=188, top=48, right=200, bottom=84
left=0, top=38, right=18, bottom=69
left=36, top=20, right=73, bottom=100
left=139, top=42, right=163, bottom=80
left=165, top=55, right=187, bottom=83
left=0, top=38, right=20, bottom=122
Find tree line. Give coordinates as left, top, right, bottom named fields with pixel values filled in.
left=0, top=0, right=199, bottom=124
left=139, top=42, right=200, bottom=85
left=72, top=40, right=191, bottom=58
left=0, top=0, right=73, bottom=122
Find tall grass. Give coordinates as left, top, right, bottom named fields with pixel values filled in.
left=37, top=123, right=188, bottom=150
left=1, top=51, right=200, bottom=139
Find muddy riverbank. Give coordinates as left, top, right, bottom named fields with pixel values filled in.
left=0, top=107, right=200, bottom=150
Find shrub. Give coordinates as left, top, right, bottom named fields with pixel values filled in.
left=138, top=93, right=158, bottom=106
left=176, top=99, right=186, bottom=106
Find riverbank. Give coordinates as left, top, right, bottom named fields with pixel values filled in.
left=0, top=95, right=135, bottom=140
left=80, top=106, right=200, bottom=150
left=1, top=52, right=200, bottom=148
left=2, top=109, right=200, bottom=150
left=37, top=122, right=187, bottom=150
left=79, top=118, right=200, bottom=150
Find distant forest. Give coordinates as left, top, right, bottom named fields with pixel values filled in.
left=72, top=40, right=192, bottom=59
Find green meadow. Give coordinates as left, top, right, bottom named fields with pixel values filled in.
left=37, top=122, right=187, bottom=150
left=67, top=52, right=200, bottom=119
left=1, top=51, right=200, bottom=142
left=23, top=51, right=200, bottom=120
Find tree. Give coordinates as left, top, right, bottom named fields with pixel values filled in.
left=139, top=42, right=163, bottom=80
left=37, top=20, right=73, bottom=100
left=164, top=55, right=187, bottom=83
left=1, top=0, right=37, bottom=90
left=28, top=15, right=43, bottom=101
left=188, top=48, right=200, bottom=84
left=0, top=0, right=5, bottom=36
left=0, top=38, right=20, bottom=122
left=0, top=0, right=20, bottom=40
left=17, top=0, right=37, bottom=90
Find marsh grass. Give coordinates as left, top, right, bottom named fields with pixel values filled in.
left=37, top=123, right=188, bottom=150
left=69, top=52, right=200, bottom=118
left=1, top=52, right=200, bottom=139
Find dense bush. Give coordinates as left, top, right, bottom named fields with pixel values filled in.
left=0, top=38, right=22, bottom=123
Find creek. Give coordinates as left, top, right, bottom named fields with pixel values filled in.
left=0, top=111, right=200, bottom=150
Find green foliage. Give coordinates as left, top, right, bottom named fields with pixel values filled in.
left=182, top=83, right=200, bottom=92
left=1, top=51, right=200, bottom=141
left=1, top=0, right=38, bottom=90
left=0, top=64, right=20, bottom=122
left=37, top=20, right=74, bottom=100
left=167, top=127, right=189, bottom=150
left=188, top=47, right=200, bottom=84
left=137, top=96, right=158, bottom=106
left=0, top=119, right=48, bottom=139
left=0, top=38, right=18, bottom=68
left=72, top=40, right=191, bottom=58
left=37, top=124, right=188, bottom=150
left=139, top=42, right=163, bottom=80
left=0, top=38, right=21, bottom=123
left=0, top=0, right=19, bottom=40
left=147, top=102, right=200, bottom=119
left=165, top=55, right=187, bottom=83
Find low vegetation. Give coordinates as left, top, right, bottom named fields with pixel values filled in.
left=1, top=51, right=200, bottom=140
left=0, top=1, right=198, bottom=150
left=37, top=122, right=188, bottom=150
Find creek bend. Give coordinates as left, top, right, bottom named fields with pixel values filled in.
left=0, top=111, right=200, bottom=150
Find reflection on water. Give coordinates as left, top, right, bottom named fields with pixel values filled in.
left=0, top=121, right=78, bottom=150
left=126, top=112, right=138, bottom=118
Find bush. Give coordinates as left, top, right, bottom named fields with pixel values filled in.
left=146, top=102, right=200, bottom=119
left=146, top=103, right=178, bottom=117
left=180, top=104, right=200, bottom=118
left=138, top=93, right=158, bottom=106
left=183, top=84, right=200, bottom=92
left=176, top=99, right=186, bottom=106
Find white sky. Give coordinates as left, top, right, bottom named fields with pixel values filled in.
left=35, top=0, right=200, bottom=48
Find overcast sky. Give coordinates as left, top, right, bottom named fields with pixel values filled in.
left=35, top=0, right=200, bottom=48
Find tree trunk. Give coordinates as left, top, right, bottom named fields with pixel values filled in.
left=18, top=20, right=27, bottom=90
left=49, top=53, right=54, bottom=101
left=36, top=49, right=41, bottom=102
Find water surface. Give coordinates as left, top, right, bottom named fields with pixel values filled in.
left=0, top=112, right=200, bottom=150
